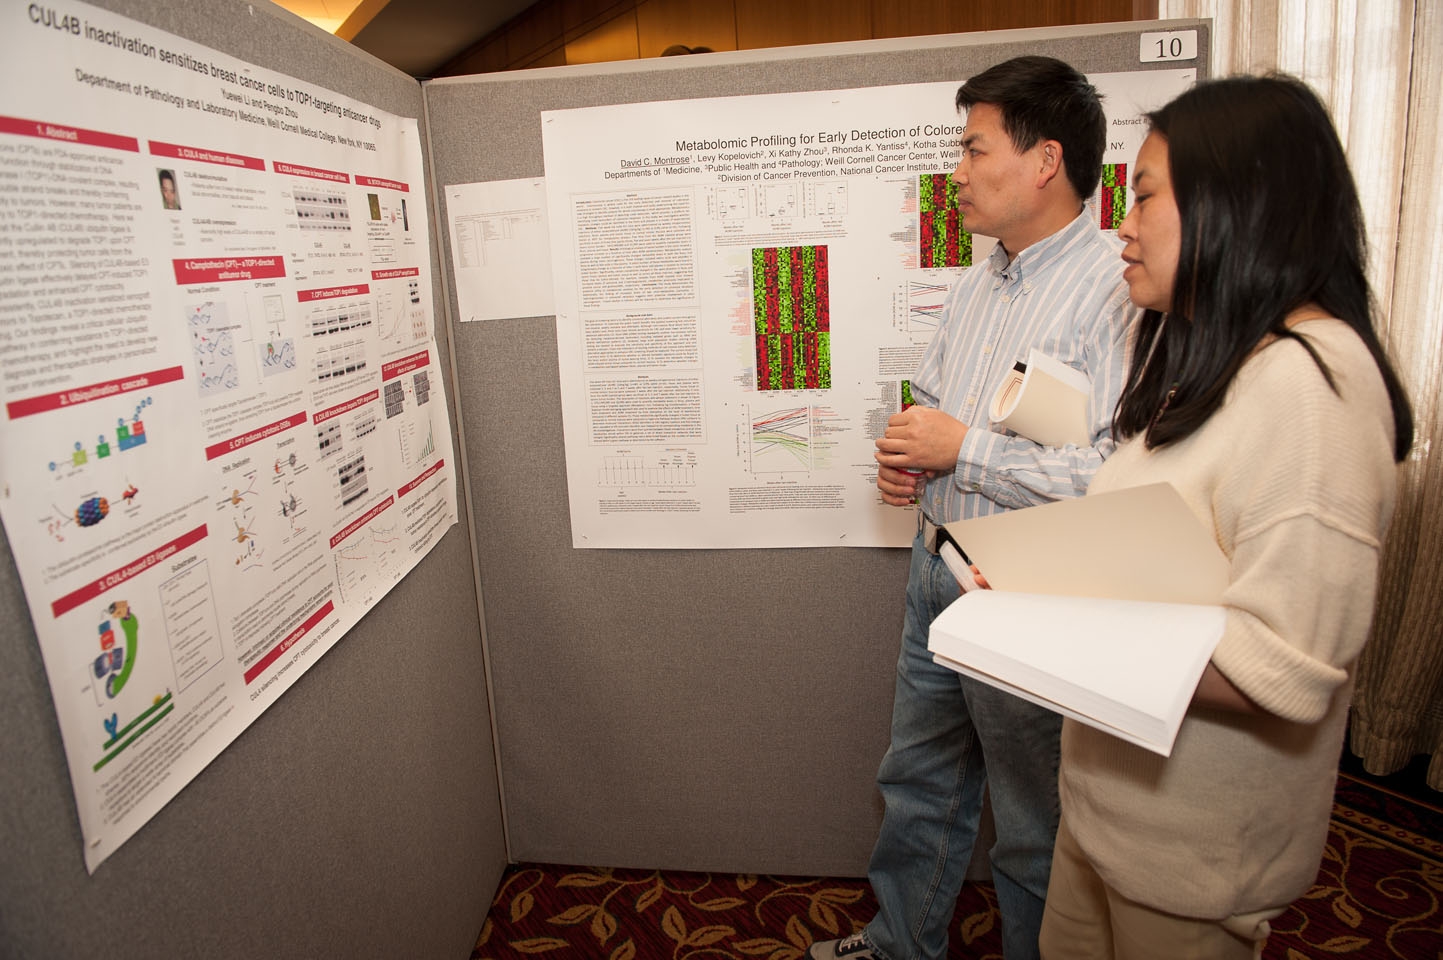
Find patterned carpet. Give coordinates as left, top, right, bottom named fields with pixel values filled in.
left=472, top=770, right=1443, bottom=959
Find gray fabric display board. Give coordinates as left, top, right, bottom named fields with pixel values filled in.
left=426, top=21, right=1207, bottom=876
left=0, top=4, right=1207, bottom=957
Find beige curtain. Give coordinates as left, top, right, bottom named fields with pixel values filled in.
left=1161, top=0, right=1443, bottom=785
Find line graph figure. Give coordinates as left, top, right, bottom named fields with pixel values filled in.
left=377, top=289, right=407, bottom=343
left=188, top=301, right=241, bottom=396
left=397, top=415, right=436, bottom=468
left=905, top=280, right=949, bottom=337
left=334, top=522, right=403, bottom=606
left=749, top=406, right=811, bottom=474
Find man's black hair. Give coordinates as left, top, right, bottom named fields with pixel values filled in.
left=955, top=55, right=1105, bottom=201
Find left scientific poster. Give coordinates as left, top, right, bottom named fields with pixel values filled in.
left=0, top=2, right=457, bottom=871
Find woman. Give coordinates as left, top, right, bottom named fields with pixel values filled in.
left=1037, top=74, right=1413, bottom=959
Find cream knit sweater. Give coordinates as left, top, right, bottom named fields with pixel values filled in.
left=1060, top=319, right=1399, bottom=919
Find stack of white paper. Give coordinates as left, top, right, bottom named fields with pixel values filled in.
left=930, top=591, right=1225, bottom=754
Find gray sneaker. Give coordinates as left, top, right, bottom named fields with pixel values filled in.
left=807, top=932, right=877, bottom=959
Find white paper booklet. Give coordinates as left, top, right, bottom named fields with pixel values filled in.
left=988, top=348, right=1091, bottom=447
left=931, top=592, right=1224, bottom=755
left=927, top=483, right=1229, bottom=756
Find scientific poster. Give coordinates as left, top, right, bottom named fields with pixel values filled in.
left=0, top=2, right=456, bottom=870
left=542, top=69, right=1194, bottom=549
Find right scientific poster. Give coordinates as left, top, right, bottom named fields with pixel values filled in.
left=543, top=70, right=1195, bottom=549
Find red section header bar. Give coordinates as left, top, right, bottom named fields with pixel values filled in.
left=243, top=600, right=335, bottom=685
left=372, top=267, right=420, bottom=281
left=355, top=175, right=408, bottom=192
left=173, top=256, right=286, bottom=284
left=205, top=410, right=308, bottom=461
left=329, top=496, right=395, bottom=549
left=272, top=160, right=349, bottom=183
left=0, top=115, right=139, bottom=152
left=149, top=140, right=265, bottom=171
left=296, top=284, right=369, bottom=302
left=313, top=389, right=377, bottom=426
left=52, top=525, right=208, bottom=618
left=398, top=459, right=445, bottom=499
left=381, top=350, right=429, bottom=381
left=7, top=365, right=184, bottom=420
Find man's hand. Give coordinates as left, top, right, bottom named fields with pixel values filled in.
left=876, top=463, right=926, bottom=506
left=875, top=406, right=968, bottom=472
left=874, top=407, right=968, bottom=507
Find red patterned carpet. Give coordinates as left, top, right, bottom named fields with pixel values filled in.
left=473, top=770, right=1443, bottom=959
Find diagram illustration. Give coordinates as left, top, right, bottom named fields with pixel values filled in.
left=48, top=397, right=153, bottom=476
left=93, top=600, right=138, bottom=701
left=1097, top=162, right=1128, bottom=230
left=188, top=300, right=242, bottom=396
left=751, top=245, right=832, bottom=391
left=278, top=481, right=305, bottom=531
left=918, top=173, right=971, bottom=269
left=256, top=293, right=296, bottom=378
left=41, top=400, right=151, bottom=540
left=88, top=597, right=174, bottom=774
left=270, top=446, right=310, bottom=536
left=43, top=480, right=140, bottom=542
left=217, top=471, right=265, bottom=569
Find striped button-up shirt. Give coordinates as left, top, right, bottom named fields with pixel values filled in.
left=914, top=210, right=1137, bottom=525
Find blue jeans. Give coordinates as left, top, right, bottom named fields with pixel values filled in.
left=862, top=534, right=1062, bottom=960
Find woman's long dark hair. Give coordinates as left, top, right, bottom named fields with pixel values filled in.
left=1112, top=74, right=1413, bottom=461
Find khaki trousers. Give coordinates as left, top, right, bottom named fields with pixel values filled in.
left=1039, top=815, right=1274, bottom=960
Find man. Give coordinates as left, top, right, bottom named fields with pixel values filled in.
left=809, top=56, right=1137, bottom=960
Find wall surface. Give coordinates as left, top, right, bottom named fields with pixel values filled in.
left=439, top=0, right=1156, bottom=76
left=425, top=20, right=1208, bottom=876
left=0, top=2, right=506, bottom=958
